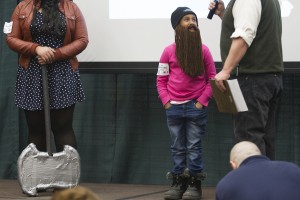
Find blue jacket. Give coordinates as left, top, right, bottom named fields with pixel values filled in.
left=216, top=155, right=300, bottom=200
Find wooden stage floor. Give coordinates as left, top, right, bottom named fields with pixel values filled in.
left=0, top=179, right=215, bottom=200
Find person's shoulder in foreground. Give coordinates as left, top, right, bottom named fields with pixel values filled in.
left=216, top=141, right=300, bottom=200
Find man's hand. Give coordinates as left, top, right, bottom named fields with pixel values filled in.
left=214, top=70, right=231, bottom=92
left=208, top=0, right=225, bottom=19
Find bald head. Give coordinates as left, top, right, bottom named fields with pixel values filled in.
left=230, top=141, right=262, bottom=168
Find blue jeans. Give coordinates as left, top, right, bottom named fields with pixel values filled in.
left=233, top=73, right=283, bottom=160
left=165, top=100, right=207, bottom=176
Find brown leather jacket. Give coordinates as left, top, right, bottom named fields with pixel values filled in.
left=6, top=0, right=89, bottom=70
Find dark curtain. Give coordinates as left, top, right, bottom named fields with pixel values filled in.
left=0, top=0, right=299, bottom=186
left=0, top=0, right=19, bottom=179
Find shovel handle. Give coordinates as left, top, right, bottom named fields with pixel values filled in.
left=41, top=65, right=52, bottom=156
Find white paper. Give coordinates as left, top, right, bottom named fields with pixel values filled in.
left=3, top=21, right=13, bottom=34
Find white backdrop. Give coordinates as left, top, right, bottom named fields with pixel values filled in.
left=75, top=0, right=299, bottom=62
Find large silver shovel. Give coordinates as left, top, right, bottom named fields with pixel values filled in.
left=17, top=65, right=80, bottom=196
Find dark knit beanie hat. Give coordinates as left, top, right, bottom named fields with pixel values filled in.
left=171, top=7, right=198, bottom=30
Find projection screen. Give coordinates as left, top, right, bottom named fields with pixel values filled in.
left=74, top=0, right=299, bottom=63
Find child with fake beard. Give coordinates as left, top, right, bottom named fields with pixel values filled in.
left=156, top=7, right=216, bottom=200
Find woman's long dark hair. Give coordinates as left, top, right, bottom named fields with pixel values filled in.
left=31, top=0, right=65, bottom=37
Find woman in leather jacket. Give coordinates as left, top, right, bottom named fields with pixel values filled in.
left=6, top=0, right=89, bottom=152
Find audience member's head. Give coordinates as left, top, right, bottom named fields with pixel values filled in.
left=217, top=142, right=300, bottom=200
left=51, top=186, right=101, bottom=200
left=229, top=141, right=261, bottom=169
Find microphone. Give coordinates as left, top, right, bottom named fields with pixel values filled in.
left=207, top=0, right=219, bottom=19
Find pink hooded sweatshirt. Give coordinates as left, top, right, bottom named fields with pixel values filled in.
left=156, top=43, right=216, bottom=107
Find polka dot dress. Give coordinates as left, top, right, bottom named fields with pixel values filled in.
left=15, top=11, right=85, bottom=111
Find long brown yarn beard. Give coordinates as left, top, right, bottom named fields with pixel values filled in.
left=175, top=25, right=204, bottom=77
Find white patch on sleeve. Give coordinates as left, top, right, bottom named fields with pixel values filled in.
left=3, top=22, right=13, bottom=34
left=157, top=63, right=169, bottom=76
